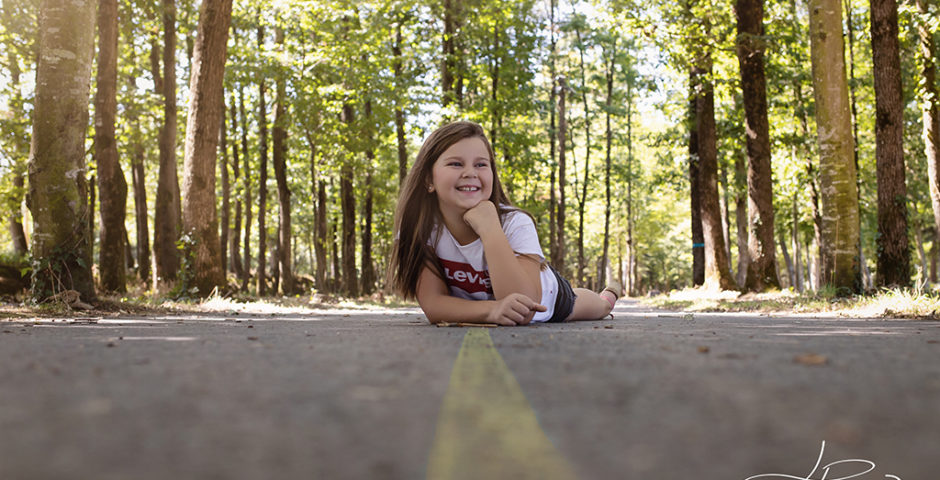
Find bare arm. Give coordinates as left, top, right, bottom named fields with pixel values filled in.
left=462, top=201, right=542, bottom=302
left=415, top=265, right=545, bottom=326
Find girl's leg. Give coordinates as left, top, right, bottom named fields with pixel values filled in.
left=565, top=288, right=616, bottom=321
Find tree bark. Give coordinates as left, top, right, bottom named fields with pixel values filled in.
left=154, top=0, right=181, bottom=287
left=8, top=173, right=28, bottom=255
left=239, top=85, right=252, bottom=289
left=809, top=0, right=861, bottom=294
left=256, top=23, right=268, bottom=296
left=360, top=101, right=376, bottom=295
left=131, top=143, right=150, bottom=283
left=229, top=98, right=243, bottom=278
left=95, top=0, right=127, bottom=293
left=27, top=0, right=96, bottom=301
left=575, top=27, right=590, bottom=286
left=341, top=104, right=358, bottom=298
left=689, top=68, right=705, bottom=287
left=917, top=0, right=940, bottom=274
left=555, top=75, right=568, bottom=276
left=734, top=150, right=749, bottom=286
left=602, top=44, right=614, bottom=287
left=548, top=0, right=558, bottom=268
left=735, top=0, right=780, bottom=292
left=870, top=0, right=911, bottom=287
left=272, top=26, right=293, bottom=295
left=180, top=0, right=232, bottom=296
left=392, top=19, right=407, bottom=187
left=694, top=51, right=738, bottom=291
left=219, top=92, right=230, bottom=276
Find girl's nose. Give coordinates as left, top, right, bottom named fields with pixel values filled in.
left=461, top=166, right=477, bottom=178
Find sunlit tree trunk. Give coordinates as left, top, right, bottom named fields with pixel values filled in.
left=602, top=43, right=614, bottom=286
left=131, top=140, right=150, bottom=284
left=574, top=26, right=590, bottom=286
left=180, top=0, right=232, bottom=296
left=916, top=0, right=940, bottom=273
left=736, top=0, right=779, bottom=292
left=809, top=0, right=861, bottom=293
left=361, top=100, right=376, bottom=295
left=27, top=0, right=96, bottom=301
left=239, top=85, right=252, bottom=290
left=154, top=0, right=181, bottom=288
left=871, top=0, right=910, bottom=287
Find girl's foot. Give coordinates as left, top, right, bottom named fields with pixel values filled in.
left=600, top=281, right=622, bottom=308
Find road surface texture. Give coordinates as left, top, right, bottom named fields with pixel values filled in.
left=1, top=299, right=938, bottom=479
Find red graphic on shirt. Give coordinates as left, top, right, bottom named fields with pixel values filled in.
left=439, top=259, right=493, bottom=295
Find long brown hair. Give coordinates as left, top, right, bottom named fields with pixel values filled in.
left=388, top=121, right=517, bottom=299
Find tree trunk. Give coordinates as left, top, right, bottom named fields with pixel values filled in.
left=154, top=0, right=181, bottom=287
left=273, top=26, right=293, bottom=295
left=361, top=101, right=376, bottom=295
left=792, top=192, right=805, bottom=292
left=871, top=0, right=911, bottom=287
left=9, top=174, right=27, bottom=255
left=778, top=230, right=794, bottom=288
left=916, top=0, right=940, bottom=276
left=229, top=98, right=243, bottom=278
left=575, top=27, right=590, bottom=286
left=441, top=0, right=456, bottom=109
left=316, top=179, right=328, bottom=291
left=689, top=68, right=705, bottom=287
left=95, top=0, right=126, bottom=293
left=393, top=19, right=407, bottom=187
left=602, top=46, right=614, bottom=287
left=736, top=0, right=779, bottom=292
left=180, top=0, right=232, bottom=296
left=555, top=75, right=568, bottom=276
left=131, top=143, right=150, bottom=283
left=548, top=0, right=558, bottom=268
left=219, top=91, right=230, bottom=277
left=844, top=0, right=872, bottom=290
left=256, top=23, right=268, bottom=296
left=626, top=68, right=635, bottom=296
left=694, top=51, right=738, bottom=291
left=809, top=0, right=861, bottom=294
left=239, top=85, right=252, bottom=289
left=341, top=105, right=358, bottom=298
left=27, top=0, right=96, bottom=301
left=734, top=150, right=749, bottom=286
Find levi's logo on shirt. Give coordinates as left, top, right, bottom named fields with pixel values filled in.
left=439, top=258, right=493, bottom=295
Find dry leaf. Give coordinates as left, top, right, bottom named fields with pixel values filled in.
left=794, top=353, right=828, bottom=366
left=698, top=346, right=710, bottom=354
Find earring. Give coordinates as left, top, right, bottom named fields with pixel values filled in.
left=427, top=185, right=434, bottom=193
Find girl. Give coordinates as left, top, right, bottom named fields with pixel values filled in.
left=389, top=121, right=620, bottom=326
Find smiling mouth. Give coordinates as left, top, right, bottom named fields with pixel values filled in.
left=457, top=186, right=480, bottom=192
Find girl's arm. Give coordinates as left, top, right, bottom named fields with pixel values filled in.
left=416, top=265, right=545, bottom=326
left=462, top=201, right=542, bottom=302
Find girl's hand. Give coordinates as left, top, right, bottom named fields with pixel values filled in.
left=463, top=200, right=500, bottom=237
left=487, top=293, right=547, bottom=326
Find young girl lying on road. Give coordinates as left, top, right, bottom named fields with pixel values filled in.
left=388, top=121, right=620, bottom=326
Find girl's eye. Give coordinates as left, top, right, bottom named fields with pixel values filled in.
left=476, top=161, right=489, bottom=168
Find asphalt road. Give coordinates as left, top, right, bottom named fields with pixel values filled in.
left=1, top=300, right=938, bottom=479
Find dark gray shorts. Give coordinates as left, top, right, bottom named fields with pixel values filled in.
left=546, top=266, right=576, bottom=323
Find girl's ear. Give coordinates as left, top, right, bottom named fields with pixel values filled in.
left=427, top=184, right=435, bottom=193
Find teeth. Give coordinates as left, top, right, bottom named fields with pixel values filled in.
left=457, top=186, right=479, bottom=191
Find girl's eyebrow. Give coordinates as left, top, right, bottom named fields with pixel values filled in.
left=442, top=155, right=490, bottom=161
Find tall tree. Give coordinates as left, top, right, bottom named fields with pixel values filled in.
left=153, top=0, right=181, bottom=288
left=228, top=99, right=244, bottom=278
left=273, top=26, right=294, bottom=295
left=917, top=0, right=940, bottom=266
left=94, top=0, right=127, bottom=293
left=219, top=94, right=230, bottom=276
left=694, top=45, right=737, bottom=291
left=689, top=68, right=705, bottom=287
left=340, top=103, right=358, bottom=298
left=239, top=84, right=252, bottom=290
left=870, top=0, right=910, bottom=287
left=180, top=0, right=232, bottom=295
left=256, top=21, right=269, bottom=296
left=27, top=0, right=97, bottom=301
left=573, top=20, right=592, bottom=286
left=554, top=75, right=568, bottom=275
left=735, top=0, right=779, bottom=291
left=809, top=0, right=861, bottom=293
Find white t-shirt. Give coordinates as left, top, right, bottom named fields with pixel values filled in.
left=432, top=210, right=559, bottom=323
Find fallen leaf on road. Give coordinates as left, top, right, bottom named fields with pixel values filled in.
left=698, top=346, right=710, bottom=354
left=794, top=353, right=828, bottom=366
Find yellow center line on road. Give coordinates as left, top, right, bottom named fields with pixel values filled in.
left=427, top=328, right=578, bottom=480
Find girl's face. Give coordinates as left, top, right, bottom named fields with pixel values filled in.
left=429, top=136, right=494, bottom=219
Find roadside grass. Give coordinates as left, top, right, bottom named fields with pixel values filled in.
left=642, top=286, right=940, bottom=320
